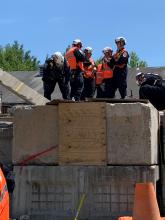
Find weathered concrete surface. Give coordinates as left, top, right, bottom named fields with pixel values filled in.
left=12, top=165, right=159, bottom=220
left=0, top=121, right=13, bottom=164
left=107, top=103, right=159, bottom=165
left=0, top=95, right=1, bottom=114
left=0, top=115, right=13, bottom=122
left=13, top=105, right=58, bottom=165
left=160, top=164, right=165, bottom=216
left=0, top=70, right=49, bottom=105
left=160, top=111, right=165, bottom=163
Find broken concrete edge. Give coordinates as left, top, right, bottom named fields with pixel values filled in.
left=0, top=69, right=49, bottom=105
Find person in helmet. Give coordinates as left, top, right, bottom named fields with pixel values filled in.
left=65, top=39, right=85, bottom=101
left=108, top=36, right=129, bottom=99
left=42, top=52, right=70, bottom=100
left=136, top=72, right=165, bottom=110
left=81, top=47, right=96, bottom=100
left=96, top=47, right=113, bottom=98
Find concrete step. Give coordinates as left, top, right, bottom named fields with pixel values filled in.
left=12, top=165, right=159, bottom=220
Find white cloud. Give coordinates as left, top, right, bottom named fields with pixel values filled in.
left=0, top=19, right=16, bottom=24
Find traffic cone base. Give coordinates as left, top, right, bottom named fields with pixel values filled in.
left=118, top=183, right=165, bottom=220
left=118, top=217, right=165, bottom=220
left=118, top=217, right=132, bottom=220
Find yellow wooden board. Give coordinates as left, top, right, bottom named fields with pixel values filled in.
left=59, top=102, right=106, bottom=165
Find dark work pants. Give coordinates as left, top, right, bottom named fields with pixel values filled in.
left=96, top=82, right=105, bottom=98
left=81, top=77, right=95, bottom=100
left=139, top=84, right=165, bottom=110
left=104, top=78, right=114, bottom=98
left=43, top=77, right=70, bottom=100
left=70, top=70, right=84, bottom=101
left=110, top=72, right=127, bottom=99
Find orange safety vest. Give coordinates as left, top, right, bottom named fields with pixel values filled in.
left=113, top=48, right=128, bottom=68
left=102, top=61, right=113, bottom=79
left=84, top=57, right=95, bottom=78
left=65, top=47, right=84, bottom=71
left=0, top=168, right=9, bottom=220
left=96, top=64, right=104, bottom=85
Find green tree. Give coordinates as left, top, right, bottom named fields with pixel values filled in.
left=0, top=41, right=40, bottom=71
left=129, top=51, right=148, bottom=68
left=95, top=57, right=102, bottom=66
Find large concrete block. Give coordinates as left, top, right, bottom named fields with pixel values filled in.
left=0, top=115, right=13, bottom=122
left=0, top=121, right=13, bottom=164
left=160, top=111, right=165, bottom=163
left=107, top=103, right=159, bottom=165
left=160, top=164, right=165, bottom=214
left=12, top=165, right=159, bottom=220
left=13, top=105, right=58, bottom=165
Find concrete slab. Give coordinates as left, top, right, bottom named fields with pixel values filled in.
left=0, top=121, right=13, bottom=164
left=12, top=165, right=159, bottom=220
left=160, top=164, right=165, bottom=215
left=107, top=103, right=159, bottom=165
left=0, top=70, right=49, bottom=105
left=160, top=111, right=165, bottom=163
left=13, top=105, right=58, bottom=165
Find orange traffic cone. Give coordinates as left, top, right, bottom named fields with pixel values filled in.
left=118, top=182, right=165, bottom=220
left=133, top=183, right=161, bottom=220
left=118, top=217, right=132, bottom=220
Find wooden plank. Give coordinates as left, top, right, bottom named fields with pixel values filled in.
left=59, top=102, right=106, bottom=165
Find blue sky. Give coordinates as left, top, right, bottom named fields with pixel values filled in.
left=0, top=0, right=165, bottom=66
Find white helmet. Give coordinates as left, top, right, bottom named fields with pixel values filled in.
left=115, top=36, right=127, bottom=45
left=102, top=47, right=113, bottom=54
left=84, top=46, right=93, bottom=53
left=52, top=51, right=63, bottom=57
left=136, top=72, right=144, bottom=86
left=72, top=39, right=82, bottom=45
left=51, top=51, right=64, bottom=65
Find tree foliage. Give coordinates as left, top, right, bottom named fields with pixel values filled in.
left=95, top=57, right=102, bottom=66
left=0, top=41, right=40, bottom=71
left=129, top=51, right=148, bottom=68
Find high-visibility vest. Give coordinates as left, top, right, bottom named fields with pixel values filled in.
left=96, top=64, right=104, bottom=85
left=0, top=168, right=9, bottom=220
left=102, top=61, right=113, bottom=79
left=113, top=48, right=128, bottom=68
left=84, top=57, right=95, bottom=78
left=65, top=47, right=84, bottom=70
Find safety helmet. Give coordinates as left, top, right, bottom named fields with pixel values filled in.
left=84, top=46, right=93, bottom=54
left=72, top=39, right=82, bottom=46
left=52, top=51, right=63, bottom=58
left=102, top=47, right=113, bottom=54
left=136, top=72, right=145, bottom=86
left=115, top=36, right=127, bottom=45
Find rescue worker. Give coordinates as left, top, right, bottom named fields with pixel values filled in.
left=65, top=39, right=85, bottom=101
left=108, top=37, right=129, bottom=99
left=81, top=47, right=96, bottom=100
left=136, top=72, right=165, bottom=110
left=42, top=52, right=70, bottom=100
left=0, top=167, right=9, bottom=220
left=96, top=63, right=105, bottom=98
left=96, top=47, right=113, bottom=98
